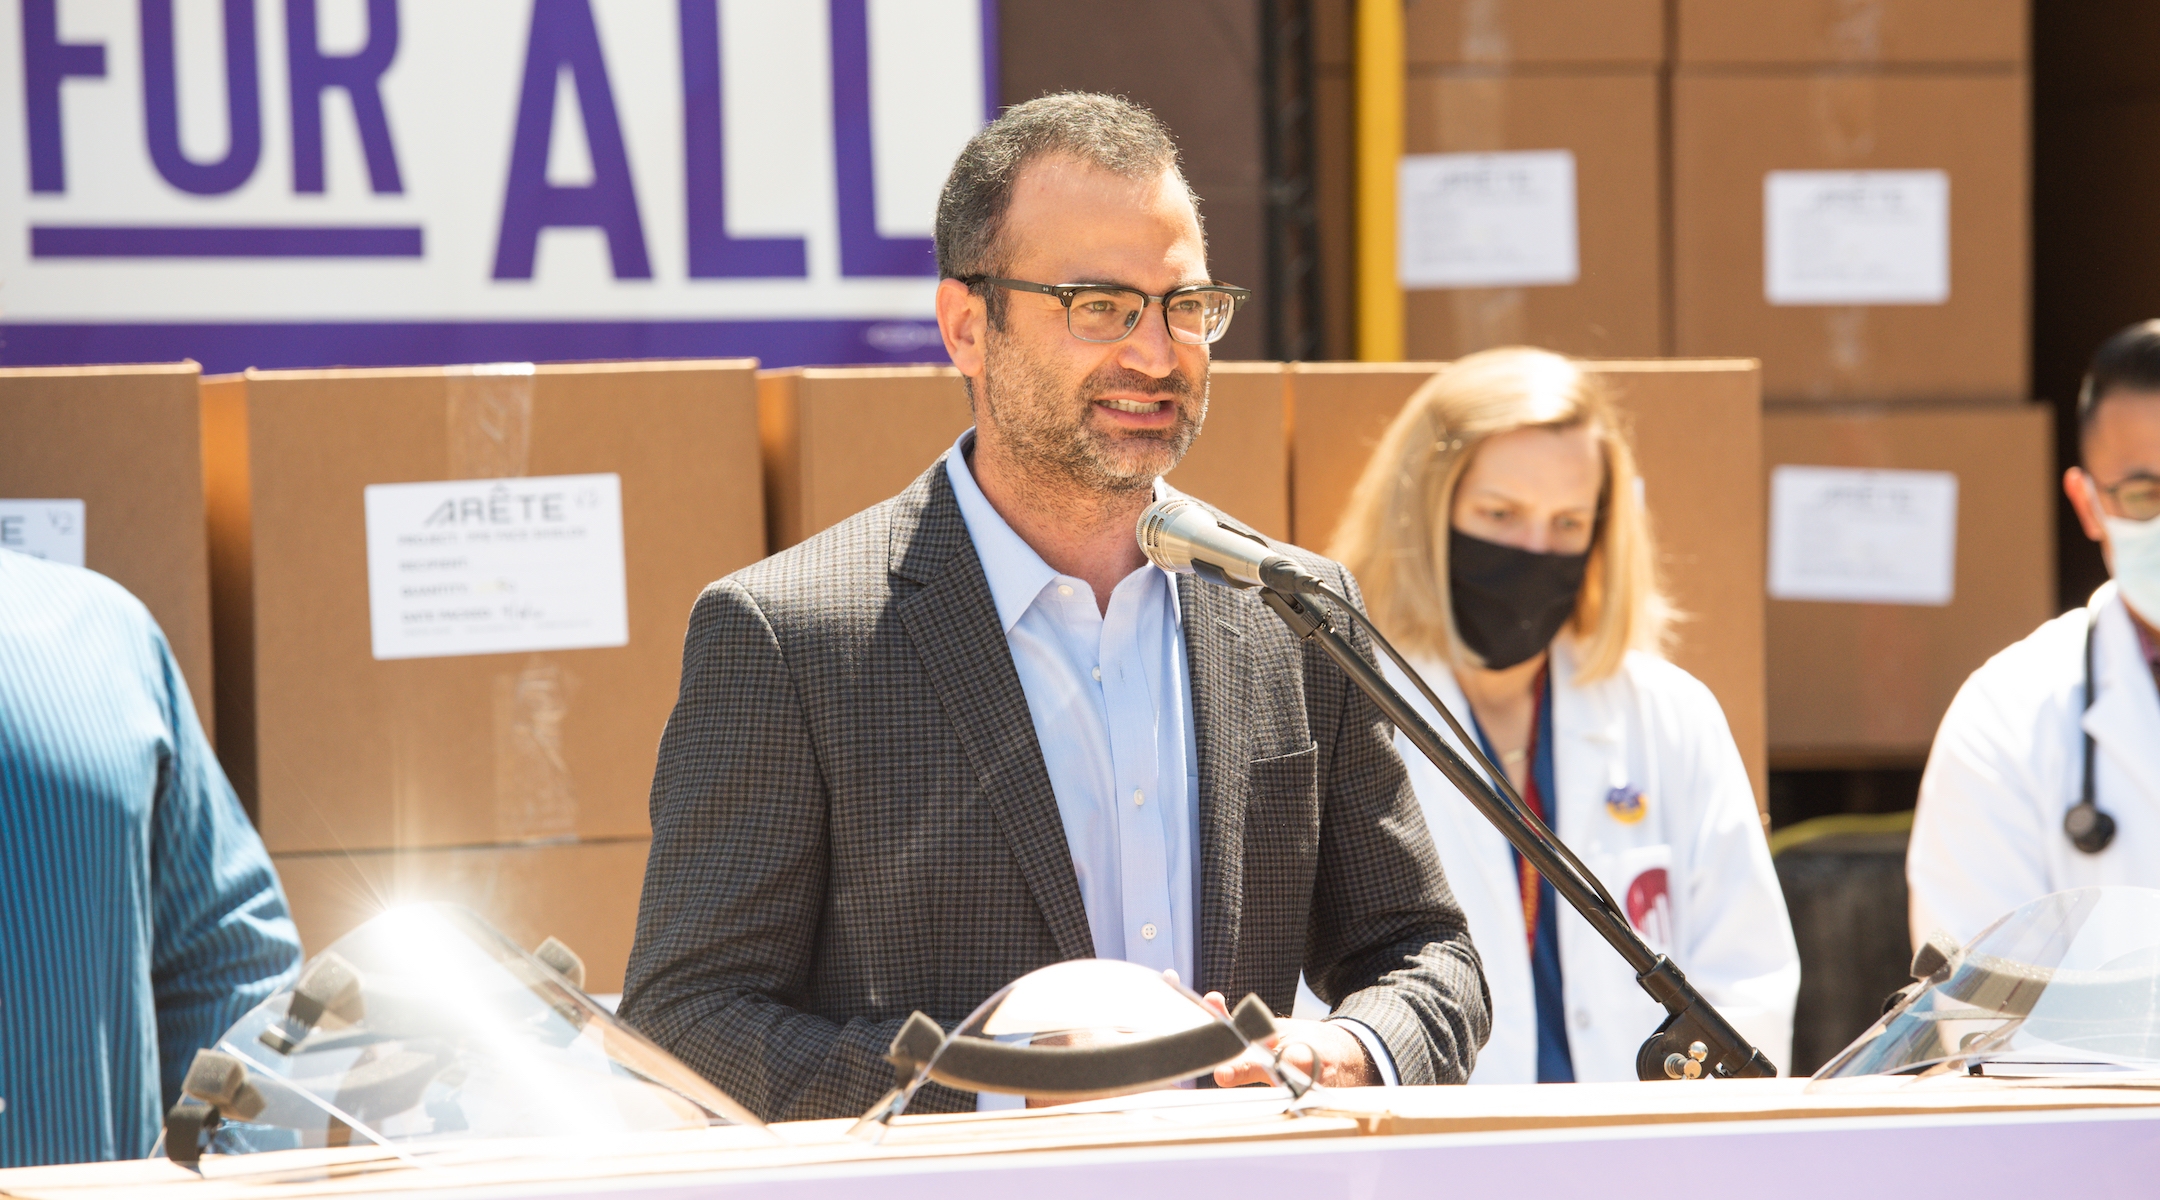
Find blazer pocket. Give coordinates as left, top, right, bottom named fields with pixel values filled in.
left=1247, top=741, right=1320, bottom=807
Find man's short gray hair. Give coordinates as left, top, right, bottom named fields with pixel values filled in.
left=935, top=93, right=1200, bottom=324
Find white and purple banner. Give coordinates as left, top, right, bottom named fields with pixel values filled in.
left=0, top=0, right=994, bottom=371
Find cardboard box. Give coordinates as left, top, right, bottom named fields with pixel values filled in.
left=1181, top=362, right=1293, bottom=540
left=0, top=364, right=216, bottom=737
left=1410, top=0, right=1664, bottom=67
left=759, top=367, right=974, bottom=552
left=1313, top=5, right=1662, bottom=366
left=759, top=362, right=1291, bottom=550
left=1319, top=0, right=1665, bottom=67
left=1764, top=404, right=2055, bottom=762
left=1401, top=71, right=1663, bottom=359
left=273, top=839, right=649, bottom=994
left=1288, top=362, right=1451, bottom=551
left=1289, top=360, right=1769, bottom=808
left=204, top=360, right=762, bottom=852
left=1677, top=0, right=2027, bottom=67
left=1671, top=72, right=2030, bottom=403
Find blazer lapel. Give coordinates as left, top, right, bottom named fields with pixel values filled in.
left=1181, top=574, right=1252, bottom=993
left=889, top=459, right=1096, bottom=964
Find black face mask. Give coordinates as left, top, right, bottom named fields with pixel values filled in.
left=1448, top=528, right=1590, bottom=670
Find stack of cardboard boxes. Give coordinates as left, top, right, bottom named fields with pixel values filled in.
left=1395, top=0, right=1666, bottom=360
left=1316, top=0, right=2048, bottom=767
left=1314, top=0, right=1667, bottom=361
left=1670, top=0, right=2049, bottom=765
left=202, top=361, right=764, bottom=992
left=1, top=360, right=763, bottom=990
left=1671, top=0, right=2030, bottom=403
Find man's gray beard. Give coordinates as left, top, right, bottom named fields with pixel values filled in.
left=978, top=337, right=1207, bottom=497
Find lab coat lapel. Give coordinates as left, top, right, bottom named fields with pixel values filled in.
left=1548, top=641, right=1627, bottom=860
left=1400, top=654, right=1532, bottom=1081
left=890, top=462, right=1096, bottom=964
left=1181, top=573, right=1250, bottom=993
left=2083, top=593, right=2160, bottom=804
left=1411, top=660, right=1519, bottom=894
left=1546, top=642, right=1670, bottom=1082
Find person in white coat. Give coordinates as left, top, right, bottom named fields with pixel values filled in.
left=1909, top=320, right=2160, bottom=948
left=1316, top=347, right=1798, bottom=1083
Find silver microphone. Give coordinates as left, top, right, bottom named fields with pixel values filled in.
left=1136, top=496, right=1323, bottom=593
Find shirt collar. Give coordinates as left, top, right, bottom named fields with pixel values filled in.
left=943, top=429, right=1176, bottom=634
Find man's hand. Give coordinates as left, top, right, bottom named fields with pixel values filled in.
left=1199, top=991, right=1379, bottom=1089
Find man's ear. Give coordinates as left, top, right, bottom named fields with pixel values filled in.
left=2067, top=465, right=2108, bottom=543
left=937, top=278, right=988, bottom=383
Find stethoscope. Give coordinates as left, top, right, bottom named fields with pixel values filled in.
left=2066, top=604, right=2120, bottom=854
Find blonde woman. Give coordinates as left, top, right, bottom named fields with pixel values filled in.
left=1327, top=347, right=1797, bottom=1082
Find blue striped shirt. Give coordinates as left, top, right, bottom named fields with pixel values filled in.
left=0, top=551, right=301, bottom=1167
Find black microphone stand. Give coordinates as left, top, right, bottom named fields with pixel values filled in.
left=1257, top=585, right=1777, bottom=1081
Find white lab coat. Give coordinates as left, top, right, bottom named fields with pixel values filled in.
left=1374, top=639, right=1798, bottom=1083
left=1909, top=583, right=2160, bottom=948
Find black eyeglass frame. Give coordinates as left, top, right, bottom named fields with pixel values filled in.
left=959, top=275, right=1252, bottom=345
left=2084, top=466, right=2160, bottom=521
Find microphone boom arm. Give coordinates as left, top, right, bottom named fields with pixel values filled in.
left=1255, top=586, right=1776, bottom=1082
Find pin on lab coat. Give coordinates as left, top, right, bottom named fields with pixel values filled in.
left=1909, top=583, right=2160, bottom=949
left=1371, top=639, right=1798, bottom=1083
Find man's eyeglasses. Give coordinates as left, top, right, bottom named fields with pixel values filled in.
left=2089, top=468, right=2160, bottom=522
left=961, top=276, right=1250, bottom=346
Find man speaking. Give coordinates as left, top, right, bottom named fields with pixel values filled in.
left=622, top=94, right=1488, bottom=1121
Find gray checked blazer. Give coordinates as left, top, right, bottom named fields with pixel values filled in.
left=621, top=454, right=1489, bottom=1122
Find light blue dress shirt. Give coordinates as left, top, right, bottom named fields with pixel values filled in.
left=945, top=433, right=1398, bottom=1096
left=946, top=434, right=1200, bottom=987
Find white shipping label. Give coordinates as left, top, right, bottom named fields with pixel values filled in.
left=364, top=474, right=629, bottom=661
left=1398, top=150, right=1580, bottom=289
left=1769, top=466, right=1958, bottom=606
left=0, top=500, right=86, bottom=567
left=1764, top=170, right=1950, bottom=306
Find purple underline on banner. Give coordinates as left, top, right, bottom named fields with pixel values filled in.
left=29, top=226, right=426, bottom=258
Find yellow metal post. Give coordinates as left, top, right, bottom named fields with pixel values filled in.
left=1354, top=0, right=1405, bottom=361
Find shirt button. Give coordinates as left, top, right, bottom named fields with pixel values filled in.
left=1132, top=789, right=1144, bottom=806
left=1573, top=1008, right=1593, bottom=1029
left=1057, top=584, right=1073, bottom=597
left=1092, top=666, right=1102, bottom=681
left=1141, top=923, right=1158, bottom=941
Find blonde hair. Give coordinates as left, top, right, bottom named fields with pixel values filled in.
left=1328, top=347, right=1672, bottom=683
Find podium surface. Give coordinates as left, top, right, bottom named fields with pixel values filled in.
left=5, top=1078, right=2155, bottom=1200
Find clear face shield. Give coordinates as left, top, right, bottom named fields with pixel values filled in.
left=1813, top=887, right=2160, bottom=1085
left=854, top=959, right=1319, bottom=1138
left=159, top=904, right=767, bottom=1167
